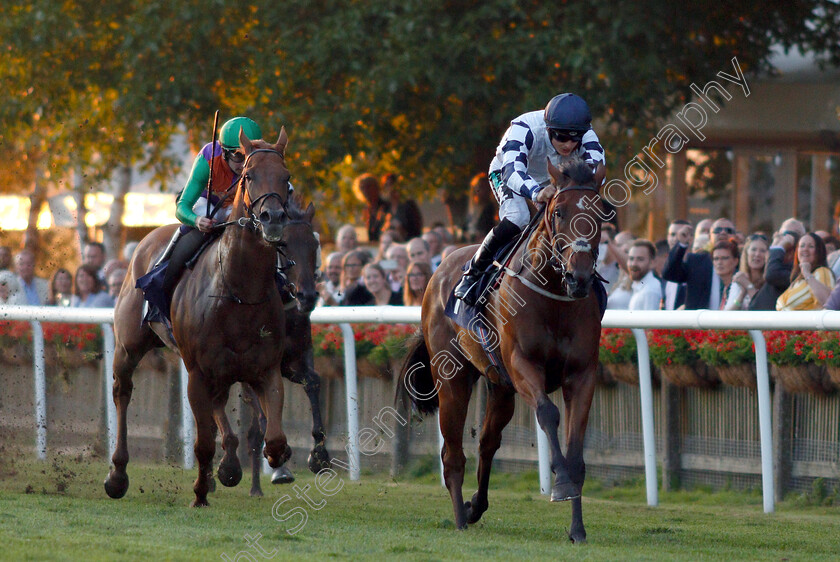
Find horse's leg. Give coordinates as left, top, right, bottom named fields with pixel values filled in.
left=188, top=374, right=217, bottom=507
left=288, top=352, right=330, bottom=474
left=437, top=374, right=474, bottom=530
left=256, top=370, right=291, bottom=469
left=465, top=381, right=516, bottom=525
left=242, top=383, right=274, bottom=494
left=213, top=401, right=243, bottom=488
left=104, top=345, right=142, bottom=499
left=562, top=366, right=597, bottom=544
left=510, top=351, right=577, bottom=502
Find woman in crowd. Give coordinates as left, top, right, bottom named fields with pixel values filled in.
left=403, top=260, right=433, bottom=306
left=343, top=263, right=403, bottom=306
left=0, top=270, right=25, bottom=305
left=70, top=264, right=113, bottom=307
left=776, top=233, right=835, bottom=311
left=319, top=250, right=368, bottom=306
left=731, top=233, right=768, bottom=309
left=47, top=268, right=74, bottom=306
left=711, top=240, right=742, bottom=310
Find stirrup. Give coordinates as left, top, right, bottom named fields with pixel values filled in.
left=453, top=272, right=481, bottom=304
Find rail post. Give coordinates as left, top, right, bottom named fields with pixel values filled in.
left=632, top=328, right=658, bottom=507
left=749, top=330, right=775, bottom=513
left=30, top=321, right=47, bottom=460
left=340, top=323, right=361, bottom=481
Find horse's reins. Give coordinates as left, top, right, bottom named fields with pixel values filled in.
left=503, top=184, right=601, bottom=302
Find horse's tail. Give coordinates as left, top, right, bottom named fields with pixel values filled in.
left=395, top=330, right=439, bottom=415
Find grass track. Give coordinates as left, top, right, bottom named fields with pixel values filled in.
left=0, top=454, right=838, bottom=561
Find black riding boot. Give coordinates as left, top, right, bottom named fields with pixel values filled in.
left=453, top=218, right=522, bottom=306
left=162, top=228, right=207, bottom=298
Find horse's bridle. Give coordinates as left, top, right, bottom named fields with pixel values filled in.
left=210, top=148, right=290, bottom=233
left=542, top=184, right=601, bottom=277
left=210, top=148, right=296, bottom=306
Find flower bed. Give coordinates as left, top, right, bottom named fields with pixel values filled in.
left=764, top=331, right=834, bottom=394
left=807, top=331, right=840, bottom=388
left=696, top=330, right=756, bottom=388
left=648, top=329, right=718, bottom=388
left=598, top=329, right=653, bottom=385
left=0, top=320, right=102, bottom=365
left=312, top=323, right=417, bottom=379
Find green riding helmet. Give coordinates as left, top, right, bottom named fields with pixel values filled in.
left=219, top=117, right=262, bottom=150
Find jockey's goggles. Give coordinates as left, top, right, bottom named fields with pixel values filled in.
left=223, top=148, right=246, bottom=163
left=549, top=129, right=584, bottom=143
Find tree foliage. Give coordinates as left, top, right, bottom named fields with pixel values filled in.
left=1, top=0, right=838, bottom=226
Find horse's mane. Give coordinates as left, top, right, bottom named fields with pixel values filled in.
left=557, top=157, right=595, bottom=186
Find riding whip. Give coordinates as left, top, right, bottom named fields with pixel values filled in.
left=205, top=110, right=220, bottom=220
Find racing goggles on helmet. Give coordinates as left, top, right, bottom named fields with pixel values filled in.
left=548, top=129, right=584, bottom=143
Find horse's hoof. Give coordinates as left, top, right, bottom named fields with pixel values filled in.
left=103, top=471, right=129, bottom=499
left=217, top=463, right=243, bottom=488
left=271, top=466, right=295, bottom=484
left=308, top=449, right=331, bottom=473
left=464, top=499, right=487, bottom=525
left=190, top=498, right=210, bottom=508
left=250, top=488, right=264, bottom=498
left=550, top=482, right=580, bottom=502
left=569, top=532, right=588, bottom=544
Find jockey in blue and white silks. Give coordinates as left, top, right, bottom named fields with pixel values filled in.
left=453, top=93, right=607, bottom=305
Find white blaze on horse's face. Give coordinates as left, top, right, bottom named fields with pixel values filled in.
left=545, top=166, right=601, bottom=299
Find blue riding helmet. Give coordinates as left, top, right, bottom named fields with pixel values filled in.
left=544, top=93, right=592, bottom=132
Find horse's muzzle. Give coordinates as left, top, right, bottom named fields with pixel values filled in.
left=296, top=289, right=318, bottom=313
left=564, top=272, right=592, bottom=300
left=259, top=208, right=286, bottom=243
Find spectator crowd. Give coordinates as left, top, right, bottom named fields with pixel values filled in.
left=0, top=242, right=129, bottom=309
left=602, top=215, right=840, bottom=313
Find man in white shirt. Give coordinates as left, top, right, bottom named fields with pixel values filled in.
left=14, top=250, right=49, bottom=305
left=626, top=240, right=663, bottom=310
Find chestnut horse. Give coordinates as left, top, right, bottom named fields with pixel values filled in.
left=401, top=157, right=602, bottom=542
left=105, top=128, right=293, bottom=506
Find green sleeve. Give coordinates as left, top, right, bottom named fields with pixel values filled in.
left=176, top=153, right=211, bottom=227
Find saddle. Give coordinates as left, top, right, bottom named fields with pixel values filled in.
left=136, top=228, right=221, bottom=328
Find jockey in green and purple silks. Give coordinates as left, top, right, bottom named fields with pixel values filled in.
left=176, top=116, right=262, bottom=233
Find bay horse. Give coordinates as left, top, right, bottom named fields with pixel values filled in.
left=400, top=157, right=602, bottom=542
left=105, top=128, right=294, bottom=506
left=237, top=197, right=332, bottom=495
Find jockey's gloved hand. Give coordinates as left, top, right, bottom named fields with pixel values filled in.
left=534, top=185, right=557, bottom=204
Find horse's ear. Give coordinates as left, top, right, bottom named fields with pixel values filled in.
left=275, top=127, right=288, bottom=156
left=239, top=127, right=254, bottom=155
left=546, top=158, right=563, bottom=186
left=304, top=202, right=315, bottom=222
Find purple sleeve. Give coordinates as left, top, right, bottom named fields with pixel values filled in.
left=824, top=283, right=840, bottom=310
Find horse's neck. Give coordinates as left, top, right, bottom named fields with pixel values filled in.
left=218, top=222, right=276, bottom=292
left=515, top=226, right=562, bottom=290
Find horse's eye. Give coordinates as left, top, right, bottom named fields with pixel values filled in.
left=554, top=210, right=564, bottom=220
left=244, top=173, right=252, bottom=182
